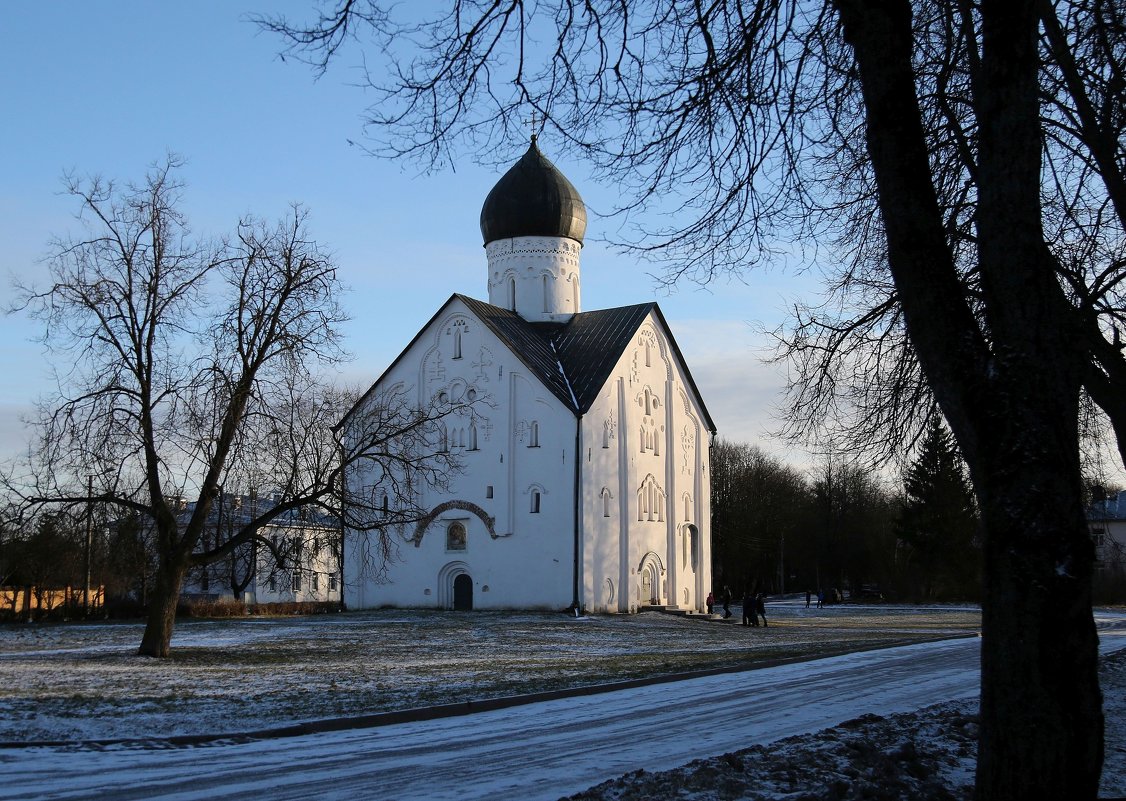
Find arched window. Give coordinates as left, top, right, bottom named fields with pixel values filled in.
left=438, top=423, right=449, bottom=452
left=468, top=420, right=478, bottom=450
left=602, top=420, right=610, bottom=449
left=531, top=491, right=541, bottom=514
left=381, top=492, right=389, bottom=515
left=637, top=475, right=666, bottom=523
left=453, top=327, right=463, bottom=359
left=446, top=521, right=467, bottom=551
left=529, top=421, right=540, bottom=447
left=507, top=276, right=516, bottom=310
left=601, top=487, right=613, bottom=518
left=543, top=274, right=550, bottom=312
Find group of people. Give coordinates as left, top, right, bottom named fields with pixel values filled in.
left=805, top=589, right=825, bottom=609
left=704, top=587, right=767, bottom=627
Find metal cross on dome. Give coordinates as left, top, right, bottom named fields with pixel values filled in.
left=524, top=110, right=542, bottom=143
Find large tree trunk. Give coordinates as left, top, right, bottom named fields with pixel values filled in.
left=976, top=450, right=1102, bottom=798
left=139, top=556, right=187, bottom=658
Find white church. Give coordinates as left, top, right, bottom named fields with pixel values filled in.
left=340, top=137, right=716, bottom=614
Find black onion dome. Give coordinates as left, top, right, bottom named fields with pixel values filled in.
left=480, top=137, right=587, bottom=245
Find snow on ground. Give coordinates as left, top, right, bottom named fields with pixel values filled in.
left=0, top=605, right=1123, bottom=800
left=0, top=602, right=979, bottom=743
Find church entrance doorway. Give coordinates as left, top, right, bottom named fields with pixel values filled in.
left=641, top=566, right=656, bottom=605
left=453, top=573, right=473, bottom=611
left=638, top=552, right=665, bottom=607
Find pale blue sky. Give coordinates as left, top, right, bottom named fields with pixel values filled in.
left=0, top=2, right=821, bottom=469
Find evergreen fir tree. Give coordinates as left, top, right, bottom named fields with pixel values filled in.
left=896, top=416, right=980, bottom=600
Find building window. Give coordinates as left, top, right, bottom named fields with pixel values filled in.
left=452, top=320, right=466, bottom=359
left=529, top=421, right=539, bottom=447
left=268, top=573, right=277, bottom=593
left=486, top=485, right=494, bottom=499
left=312, top=573, right=319, bottom=593
left=601, top=487, right=613, bottom=518
left=329, top=574, right=337, bottom=591
left=447, top=521, right=467, bottom=551
left=294, top=571, right=302, bottom=592
left=543, top=274, right=550, bottom=313
left=508, top=277, right=516, bottom=310
left=637, top=475, right=666, bottom=523
left=468, top=421, right=478, bottom=450
left=200, top=569, right=209, bottom=592
left=531, top=491, right=541, bottom=514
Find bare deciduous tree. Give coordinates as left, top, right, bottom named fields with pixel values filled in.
left=259, top=2, right=1124, bottom=795
left=5, top=158, right=469, bottom=657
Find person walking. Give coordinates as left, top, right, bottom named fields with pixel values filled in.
left=805, top=589, right=811, bottom=608
left=705, top=591, right=715, bottom=615
left=722, top=586, right=732, bottom=619
left=741, top=588, right=757, bottom=626
left=756, top=592, right=768, bottom=627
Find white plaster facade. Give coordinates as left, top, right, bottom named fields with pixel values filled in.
left=1088, top=492, right=1126, bottom=575
left=340, top=140, right=714, bottom=614
left=181, top=500, right=341, bottom=606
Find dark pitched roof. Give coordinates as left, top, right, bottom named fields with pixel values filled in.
left=339, top=293, right=716, bottom=434
left=457, top=295, right=716, bottom=432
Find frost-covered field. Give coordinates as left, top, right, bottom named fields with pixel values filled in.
left=0, top=602, right=979, bottom=743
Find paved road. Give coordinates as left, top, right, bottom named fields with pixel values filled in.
left=4, top=617, right=1123, bottom=801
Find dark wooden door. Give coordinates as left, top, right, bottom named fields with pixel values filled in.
left=453, top=574, right=473, bottom=611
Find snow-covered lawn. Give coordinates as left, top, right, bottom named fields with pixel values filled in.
left=0, top=602, right=980, bottom=743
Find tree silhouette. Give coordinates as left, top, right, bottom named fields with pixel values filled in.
left=897, top=417, right=979, bottom=600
